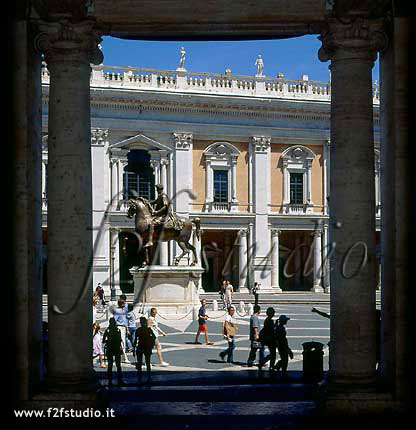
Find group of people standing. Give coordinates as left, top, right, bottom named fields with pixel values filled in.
left=219, top=280, right=234, bottom=310
left=92, top=294, right=171, bottom=386
left=93, top=294, right=295, bottom=387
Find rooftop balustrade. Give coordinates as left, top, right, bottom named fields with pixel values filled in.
left=41, top=63, right=380, bottom=104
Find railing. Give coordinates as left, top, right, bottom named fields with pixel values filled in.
left=40, top=62, right=380, bottom=104
left=211, top=202, right=230, bottom=212
left=285, top=203, right=308, bottom=214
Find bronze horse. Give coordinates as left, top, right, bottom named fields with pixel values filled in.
left=126, top=196, right=200, bottom=266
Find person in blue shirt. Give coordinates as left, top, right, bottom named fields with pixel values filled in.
left=111, top=294, right=130, bottom=361
left=194, top=299, right=214, bottom=345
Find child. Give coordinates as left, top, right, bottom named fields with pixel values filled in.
left=134, top=317, right=156, bottom=385
left=93, top=322, right=106, bottom=368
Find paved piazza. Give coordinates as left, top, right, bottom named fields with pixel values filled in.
left=95, top=303, right=330, bottom=379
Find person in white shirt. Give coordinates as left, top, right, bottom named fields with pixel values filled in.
left=147, top=307, right=169, bottom=367
left=219, top=306, right=238, bottom=363
left=224, top=280, right=234, bottom=309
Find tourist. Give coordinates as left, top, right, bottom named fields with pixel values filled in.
left=224, top=280, right=234, bottom=309
left=95, top=283, right=106, bottom=305
left=93, top=294, right=99, bottom=324
left=274, top=315, right=294, bottom=380
left=93, top=322, right=106, bottom=368
left=251, top=282, right=260, bottom=306
left=126, top=309, right=137, bottom=352
left=111, top=294, right=130, bottom=362
left=247, top=304, right=264, bottom=367
left=102, top=317, right=124, bottom=387
left=259, top=307, right=277, bottom=371
left=219, top=280, right=227, bottom=310
left=147, top=307, right=170, bottom=366
left=194, top=298, right=214, bottom=345
left=134, top=317, right=156, bottom=385
left=219, top=306, right=238, bottom=363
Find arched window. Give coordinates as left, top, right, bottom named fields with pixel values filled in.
left=281, top=145, right=316, bottom=214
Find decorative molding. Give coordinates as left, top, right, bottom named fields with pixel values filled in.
left=173, top=132, right=193, bottom=150
left=318, top=18, right=388, bottom=63
left=251, top=136, right=271, bottom=153
left=91, top=128, right=109, bottom=145
left=35, top=19, right=103, bottom=66
left=271, top=229, right=281, bottom=237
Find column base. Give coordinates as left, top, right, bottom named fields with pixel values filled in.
left=311, top=285, right=324, bottom=293
left=21, top=389, right=108, bottom=413
left=317, top=381, right=395, bottom=416
left=238, top=287, right=250, bottom=293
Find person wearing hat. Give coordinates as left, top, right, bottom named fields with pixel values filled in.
left=274, top=314, right=294, bottom=380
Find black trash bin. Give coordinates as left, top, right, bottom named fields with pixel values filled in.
left=302, top=341, right=324, bottom=382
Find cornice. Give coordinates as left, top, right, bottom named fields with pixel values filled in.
left=89, top=96, right=332, bottom=122
left=41, top=92, right=380, bottom=124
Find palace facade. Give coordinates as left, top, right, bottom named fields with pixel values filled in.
left=41, top=62, right=381, bottom=295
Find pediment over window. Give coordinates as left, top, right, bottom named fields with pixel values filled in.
left=281, top=145, right=316, bottom=164
left=204, top=142, right=240, bottom=161
left=109, top=133, right=171, bottom=152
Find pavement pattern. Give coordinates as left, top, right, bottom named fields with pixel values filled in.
left=94, top=303, right=332, bottom=424
left=94, top=303, right=330, bottom=375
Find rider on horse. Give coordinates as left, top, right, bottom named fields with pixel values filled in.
left=147, top=184, right=182, bottom=247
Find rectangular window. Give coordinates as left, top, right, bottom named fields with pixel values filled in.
left=213, top=169, right=228, bottom=203
left=290, top=172, right=304, bottom=205
left=124, top=171, right=153, bottom=200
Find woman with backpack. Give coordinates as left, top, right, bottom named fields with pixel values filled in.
left=102, top=317, right=124, bottom=387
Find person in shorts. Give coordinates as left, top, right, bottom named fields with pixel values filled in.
left=194, top=299, right=214, bottom=345
left=147, top=307, right=170, bottom=367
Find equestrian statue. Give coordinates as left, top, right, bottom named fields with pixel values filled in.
left=125, top=184, right=201, bottom=267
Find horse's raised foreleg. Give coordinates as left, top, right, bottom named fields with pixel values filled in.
left=174, top=241, right=190, bottom=266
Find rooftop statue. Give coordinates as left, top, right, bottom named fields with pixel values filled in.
left=255, top=55, right=264, bottom=77
left=126, top=184, right=200, bottom=266
left=178, top=47, right=186, bottom=70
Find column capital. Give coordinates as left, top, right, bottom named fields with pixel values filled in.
left=34, top=19, right=103, bottom=66
left=318, top=17, right=388, bottom=63
left=251, top=136, right=271, bottom=153
left=312, top=229, right=323, bottom=238
left=271, top=229, right=281, bottom=237
left=238, top=228, right=248, bottom=238
left=149, top=159, right=160, bottom=170
left=91, top=128, right=109, bottom=146
left=173, top=132, right=193, bottom=150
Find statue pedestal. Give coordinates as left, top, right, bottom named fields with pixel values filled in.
left=130, top=265, right=204, bottom=319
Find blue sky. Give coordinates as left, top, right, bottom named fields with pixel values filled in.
left=101, top=35, right=379, bottom=83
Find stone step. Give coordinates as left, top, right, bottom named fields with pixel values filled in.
left=105, top=383, right=318, bottom=403
left=106, top=400, right=317, bottom=417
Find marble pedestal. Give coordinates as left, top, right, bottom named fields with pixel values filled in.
left=130, top=265, right=204, bottom=319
